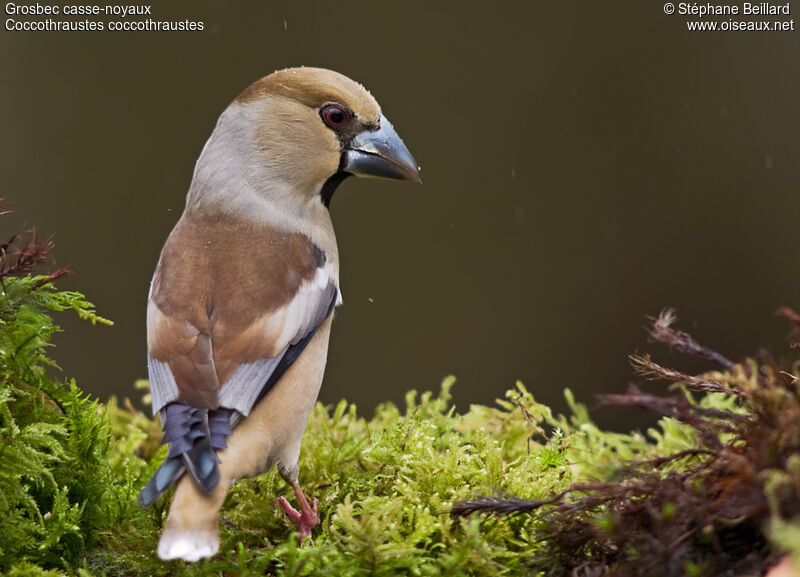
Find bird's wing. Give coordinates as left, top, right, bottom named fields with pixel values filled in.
left=146, top=214, right=338, bottom=417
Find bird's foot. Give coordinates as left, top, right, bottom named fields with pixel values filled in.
left=278, top=484, right=319, bottom=544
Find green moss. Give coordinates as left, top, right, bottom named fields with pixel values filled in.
left=2, top=274, right=799, bottom=576
left=0, top=273, right=113, bottom=571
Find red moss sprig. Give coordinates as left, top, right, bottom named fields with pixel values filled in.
left=648, top=308, right=735, bottom=369
left=0, top=200, right=70, bottom=289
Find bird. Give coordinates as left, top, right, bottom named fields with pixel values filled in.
left=137, top=67, right=421, bottom=562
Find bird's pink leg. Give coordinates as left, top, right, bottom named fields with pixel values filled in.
left=277, top=483, right=319, bottom=543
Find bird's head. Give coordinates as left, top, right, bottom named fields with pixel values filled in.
left=188, top=67, right=421, bottom=217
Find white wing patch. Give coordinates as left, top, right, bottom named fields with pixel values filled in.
left=216, top=353, right=287, bottom=415
left=148, top=356, right=180, bottom=415
left=259, top=261, right=336, bottom=351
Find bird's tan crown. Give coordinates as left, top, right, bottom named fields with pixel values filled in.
left=236, top=67, right=381, bottom=124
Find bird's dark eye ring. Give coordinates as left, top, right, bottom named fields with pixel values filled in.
left=321, top=105, right=348, bottom=128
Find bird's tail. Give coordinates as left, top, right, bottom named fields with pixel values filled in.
left=138, top=404, right=233, bottom=507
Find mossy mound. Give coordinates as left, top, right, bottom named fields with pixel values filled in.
left=2, top=231, right=800, bottom=576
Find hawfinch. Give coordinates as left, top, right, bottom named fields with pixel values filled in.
left=138, top=67, right=421, bottom=562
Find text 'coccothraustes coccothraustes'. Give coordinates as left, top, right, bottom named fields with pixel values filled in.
left=138, top=67, right=421, bottom=562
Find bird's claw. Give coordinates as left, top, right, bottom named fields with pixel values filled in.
left=278, top=492, right=319, bottom=544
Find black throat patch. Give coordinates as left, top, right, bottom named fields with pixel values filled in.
left=320, top=170, right=352, bottom=208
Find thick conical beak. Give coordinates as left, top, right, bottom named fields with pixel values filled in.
left=343, top=114, right=422, bottom=183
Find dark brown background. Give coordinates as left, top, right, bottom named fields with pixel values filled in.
left=2, top=1, right=798, bottom=428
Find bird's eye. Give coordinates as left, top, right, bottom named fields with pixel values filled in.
left=321, top=105, right=349, bottom=128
